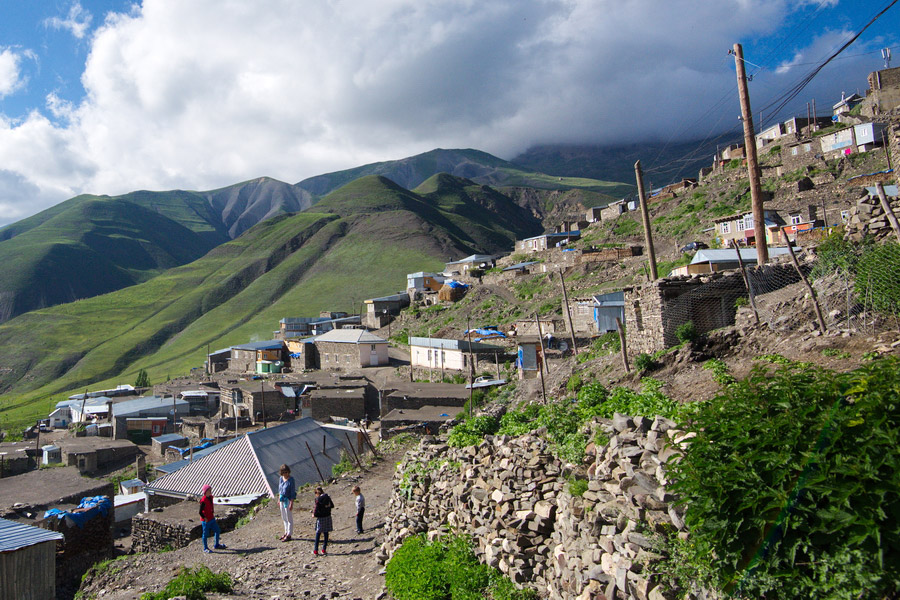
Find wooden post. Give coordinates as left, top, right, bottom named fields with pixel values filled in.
left=731, top=240, right=760, bottom=324
left=875, top=182, right=900, bottom=243
left=615, top=318, right=630, bottom=373
left=466, top=314, right=475, bottom=417
left=304, top=441, right=326, bottom=483
left=359, top=428, right=378, bottom=457
left=785, top=241, right=828, bottom=332
left=883, top=130, right=893, bottom=171
left=494, top=352, right=500, bottom=380
left=260, top=382, right=267, bottom=429
left=344, top=432, right=364, bottom=469
left=558, top=269, right=579, bottom=357
left=634, top=160, right=658, bottom=280
left=534, top=313, right=548, bottom=404
left=733, top=43, right=768, bottom=266
left=79, top=389, right=88, bottom=425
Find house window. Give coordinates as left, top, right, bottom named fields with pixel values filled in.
left=840, top=210, right=850, bottom=222
left=721, top=222, right=731, bottom=234
left=737, top=220, right=746, bottom=232
left=371, top=345, right=376, bottom=351
left=743, top=214, right=754, bottom=230
left=790, top=213, right=803, bottom=225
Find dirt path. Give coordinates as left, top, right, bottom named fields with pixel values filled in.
left=80, top=447, right=405, bottom=600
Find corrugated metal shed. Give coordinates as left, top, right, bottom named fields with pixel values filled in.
left=0, top=517, right=63, bottom=552
left=152, top=433, right=186, bottom=445
left=111, top=396, right=189, bottom=418
left=147, top=418, right=343, bottom=498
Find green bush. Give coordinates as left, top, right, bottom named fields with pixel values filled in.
left=568, top=477, right=588, bottom=497
left=331, top=450, right=354, bottom=477
left=634, top=353, right=656, bottom=372
left=597, top=378, right=681, bottom=421
left=447, top=415, right=499, bottom=448
left=667, top=358, right=900, bottom=599
left=702, top=358, right=735, bottom=386
left=674, top=321, right=699, bottom=344
left=140, top=566, right=232, bottom=600
left=385, top=533, right=537, bottom=600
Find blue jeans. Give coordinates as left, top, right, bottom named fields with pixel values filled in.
left=201, top=519, right=221, bottom=550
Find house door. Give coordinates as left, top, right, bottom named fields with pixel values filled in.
left=370, top=344, right=379, bottom=366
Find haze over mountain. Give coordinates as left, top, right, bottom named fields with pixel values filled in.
left=0, top=173, right=546, bottom=422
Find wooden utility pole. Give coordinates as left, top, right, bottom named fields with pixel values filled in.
left=875, top=182, right=900, bottom=242
left=557, top=269, right=578, bottom=356
left=733, top=43, right=768, bottom=265
left=261, top=382, right=267, bottom=429
left=533, top=313, right=548, bottom=404
left=615, top=318, right=630, bottom=373
left=634, top=161, right=658, bottom=280
left=785, top=241, right=828, bottom=333
left=731, top=240, right=760, bottom=324
left=466, top=314, right=475, bottom=417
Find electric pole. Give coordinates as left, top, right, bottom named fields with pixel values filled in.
left=733, top=42, right=768, bottom=265
left=634, top=160, right=658, bottom=280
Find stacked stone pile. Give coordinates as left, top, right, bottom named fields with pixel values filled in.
left=845, top=193, right=900, bottom=241
left=380, top=414, right=705, bottom=600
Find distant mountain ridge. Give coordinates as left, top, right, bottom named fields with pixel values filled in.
left=0, top=149, right=628, bottom=323
left=0, top=173, right=544, bottom=426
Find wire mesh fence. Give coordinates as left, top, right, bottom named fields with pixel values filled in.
left=650, top=237, right=900, bottom=348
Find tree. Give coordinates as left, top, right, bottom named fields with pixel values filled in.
left=134, top=369, right=150, bottom=388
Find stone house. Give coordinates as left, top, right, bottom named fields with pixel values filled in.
left=229, top=340, right=284, bottom=373
left=314, top=329, right=389, bottom=369
left=381, top=382, right=470, bottom=417
left=286, top=337, right=318, bottom=370
left=832, top=92, right=863, bottom=122
left=110, top=396, right=189, bottom=441
left=407, top=272, right=445, bottom=293
left=819, top=122, right=885, bottom=158
left=308, top=387, right=367, bottom=422
left=444, top=254, right=501, bottom=274
left=365, top=293, right=410, bottom=328
left=515, top=233, right=580, bottom=253
left=713, top=210, right=783, bottom=247
left=219, top=383, right=292, bottom=424
left=567, top=291, right=625, bottom=334
left=863, top=65, right=900, bottom=116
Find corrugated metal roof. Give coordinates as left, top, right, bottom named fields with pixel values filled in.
left=147, top=419, right=343, bottom=498
left=112, top=396, right=189, bottom=418
left=155, top=437, right=240, bottom=475
left=408, top=337, right=504, bottom=353
left=0, top=517, right=63, bottom=552
left=502, top=261, right=538, bottom=271
left=691, top=247, right=792, bottom=265
left=232, top=340, right=284, bottom=351
left=315, top=329, right=387, bottom=344
left=445, top=253, right=499, bottom=265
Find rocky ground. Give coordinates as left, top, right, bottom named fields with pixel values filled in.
left=78, top=444, right=410, bottom=600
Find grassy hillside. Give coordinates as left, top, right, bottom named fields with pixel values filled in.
left=0, top=174, right=540, bottom=431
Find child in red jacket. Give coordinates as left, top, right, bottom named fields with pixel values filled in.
left=199, top=484, right=227, bottom=553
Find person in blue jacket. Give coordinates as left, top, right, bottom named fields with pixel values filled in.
left=278, top=464, right=296, bottom=541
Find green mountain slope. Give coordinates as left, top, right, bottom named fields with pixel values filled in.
left=297, top=148, right=634, bottom=199
left=0, top=174, right=541, bottom=430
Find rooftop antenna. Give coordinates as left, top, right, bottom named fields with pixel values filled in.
left=883, top=48, right=892, bottom=69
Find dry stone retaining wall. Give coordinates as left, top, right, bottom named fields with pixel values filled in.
left=845, top=192, right=900, bottom=241
left=380, top=415, right=705, bottom=600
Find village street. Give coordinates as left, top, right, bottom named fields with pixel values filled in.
left=79, top=445, right=405, bottom=600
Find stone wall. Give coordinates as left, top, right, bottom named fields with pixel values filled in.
left=379, top=415, right=699, bottom=600
left=845, top=190, right=900, bottom=242
left=132, top=499, right=249, bottom=553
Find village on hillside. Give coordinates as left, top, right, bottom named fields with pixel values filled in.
left=3, top=62, right=900, bottom=600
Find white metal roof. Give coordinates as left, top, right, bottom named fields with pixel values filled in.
left=315, top=329, right=387, bottom=344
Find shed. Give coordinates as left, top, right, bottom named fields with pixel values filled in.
left=0, top=517, right=64, bottom=600
left=146, top=418, right=345, bottom=500
left=41, top=445, right=61, bottom=465
left=119, top=479, right=146, bottom=495
left=151, top=434, right=189, bottom=456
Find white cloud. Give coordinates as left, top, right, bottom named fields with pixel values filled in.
left=44, top=2, right=94, bottom=40
left=0, top=0, right=889, bottom=226
left=0, top=49, right=24, bottom=98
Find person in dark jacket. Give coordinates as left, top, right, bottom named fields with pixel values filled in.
left=198, top=484, right=226, bottom=553
left=311, top=486, right=334, bottom=555
left=278, top=464, right=296, bottom=541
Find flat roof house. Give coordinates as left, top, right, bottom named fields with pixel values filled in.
left=229, top=340, right=285, bottom=373
left=314, top=329, right=389, bottom=369
left=408, top=337, right=504, bottom=372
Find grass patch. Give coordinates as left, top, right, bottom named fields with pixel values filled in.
left=140, top=565, right=232, bottom=600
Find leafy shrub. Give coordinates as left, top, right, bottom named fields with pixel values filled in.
left=385, top=533, right=536, bottom=600
left=821, top=348, right=851, bottom=359
left=667, top=358, right=900, bottom=599
left=674, top=321, right=699, bottom=344
left=566, top=373, right=583, bottom=393
left=331, top=450, right=354, bottom=477
left=568, top=477, right=588, bottom=497
left=576, top=332, right=620, bottom=363
left=140, top=566, right=232, bottom=600
left=702, top=358, right=735, bottom=386
left=734, top=296, right=749, bottom=308
left=634, top=353, right=657, bottom=372
left=597, top=378, right=681, bottom=421
left=447, top=415, right=499, bottom=448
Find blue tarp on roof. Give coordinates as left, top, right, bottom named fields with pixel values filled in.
left=44, top=496, right=111, bottom=528
left=446, top=281, right=469, bottom=289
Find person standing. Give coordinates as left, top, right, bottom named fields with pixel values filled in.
left=198, top=484, right=226, bottom=553
left=311, top=486, right=334, bottom=555
left=278, top=464, right=296, bottom=542
left=353, top=486, right=365, bottom=534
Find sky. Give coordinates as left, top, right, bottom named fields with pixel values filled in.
left=0, top=0, right=897, bottom=227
